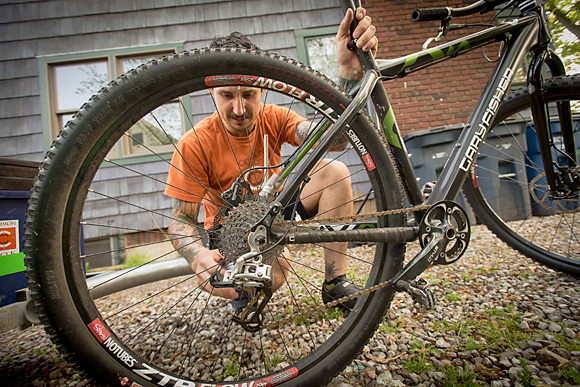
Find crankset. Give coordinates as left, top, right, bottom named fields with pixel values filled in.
left=389, top=200, right=470, bottom=306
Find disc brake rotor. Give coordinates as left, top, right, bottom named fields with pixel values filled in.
left=529, top=172, right=580, bottom=213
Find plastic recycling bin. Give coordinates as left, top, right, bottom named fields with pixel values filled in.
left=525, top=116, right=580, bottom=215
left=403, top=125, right=476, bottom=224
left=0, top=158, right=39, bottom=308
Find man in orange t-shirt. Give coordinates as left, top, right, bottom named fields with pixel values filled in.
left=165, top=7, right=379, bottom=309
left=165, top=104, right=305, bottom=230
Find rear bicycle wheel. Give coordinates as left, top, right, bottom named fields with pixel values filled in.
left=463, top=74, right=580, bottom=276
left=25, top=49, right=406, bottom=386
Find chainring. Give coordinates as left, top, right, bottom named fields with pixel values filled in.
left=418, top=200, right=470, bottom=265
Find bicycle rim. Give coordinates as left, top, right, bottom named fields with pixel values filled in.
left=464, top=74, right=580, bottom=276
left=25, top=49, right=406, bottom=386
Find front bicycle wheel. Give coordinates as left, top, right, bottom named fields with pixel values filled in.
left=25, top=49, right=406, bottom=386
left=463, top=74, right=580, bottom=276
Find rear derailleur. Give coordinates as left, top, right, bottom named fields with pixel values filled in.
left=210, top=227, right=274, bottom=332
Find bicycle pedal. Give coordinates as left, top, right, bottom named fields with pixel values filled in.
left=421, top=181, right=436, bottom=201
left=395, top=278, right=435, bottom=311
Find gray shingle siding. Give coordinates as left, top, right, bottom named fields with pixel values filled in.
left=1, top=0, right=349, bottom=245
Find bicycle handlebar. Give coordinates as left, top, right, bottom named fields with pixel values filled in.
left=411, top=0, right=512, bottom=22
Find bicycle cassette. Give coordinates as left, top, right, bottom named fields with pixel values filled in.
left=217, top=198, right=285, bottom=264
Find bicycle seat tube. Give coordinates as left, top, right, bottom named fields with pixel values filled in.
left=341, top=0, right=425, bottom=210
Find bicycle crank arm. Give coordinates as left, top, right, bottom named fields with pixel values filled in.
left=391, top=200, right=471, bottom=307
left=391, top=230, right=446, bottom=286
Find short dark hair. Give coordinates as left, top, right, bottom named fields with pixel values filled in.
left=210, top=31, right=261, bottom=51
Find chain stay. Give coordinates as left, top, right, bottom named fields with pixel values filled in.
left=234, top=204, right=429, bottom=329
left=273, top=203, right=429, bottom=227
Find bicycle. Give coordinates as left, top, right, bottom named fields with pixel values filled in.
left=24, top=0, right=580, bottom=385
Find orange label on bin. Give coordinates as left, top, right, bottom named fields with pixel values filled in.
left=0, top=220, right=19, bottom=256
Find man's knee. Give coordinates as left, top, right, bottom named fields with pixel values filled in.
left=318, top=158, right=351, bottom=183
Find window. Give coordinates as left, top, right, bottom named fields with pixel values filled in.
left=295, top=26, right=339, bottom=83
left=38, top=44, right=187, bottom=160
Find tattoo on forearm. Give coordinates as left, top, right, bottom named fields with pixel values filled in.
left=168, top=199, right=204, bottom=266
left=338, top=76, right=359, bottom=93
left=297, top=121, right=348, bottom=152
left=296, top=121, right=311, bottom=143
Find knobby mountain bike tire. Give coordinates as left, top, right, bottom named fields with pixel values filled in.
left=25, top=49, right=406, bottom=386
left=463, top=74, right=580, bottom=276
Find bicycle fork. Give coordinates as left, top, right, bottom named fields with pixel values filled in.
left=528, top=49, right=580, bottom=198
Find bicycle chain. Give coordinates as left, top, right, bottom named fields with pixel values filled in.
left=273, top=203, right=429, bottom=227
left=235, top=203, right=430, bottom=330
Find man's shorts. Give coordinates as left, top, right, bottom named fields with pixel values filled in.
left=281, top=190, right=316, bottom=221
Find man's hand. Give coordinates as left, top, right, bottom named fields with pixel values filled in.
left=192, top=247, right=238, bottom=299
left=335, top=7, right=378, bottom=81
left=168, top=198, right=238, bottom=299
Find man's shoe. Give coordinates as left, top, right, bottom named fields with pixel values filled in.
left=231, top=290, right=250, bottom=315
left=321, top=275, right=361, bottom=310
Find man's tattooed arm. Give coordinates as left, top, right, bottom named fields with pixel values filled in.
left=295, top=120, right=349, bottom=152
left=338, top=76, right=359, bottom=93
left=168, top=199, right=206, bottom=268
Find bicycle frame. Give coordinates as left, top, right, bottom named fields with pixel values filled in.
left=373, top=5, right=575, bottom=212
left=264, top=0, right=575, bottom=249
left=384, top=13, right=545, bottom=208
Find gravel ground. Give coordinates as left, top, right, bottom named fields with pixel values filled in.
left=1, top=224, right=579, bottom=386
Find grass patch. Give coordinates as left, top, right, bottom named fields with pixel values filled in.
left=321, top=306, right=344, bottom=320
left=217, top=354, right=240, bottom=381
left=554, top=333, right=580, bottom=352
left=264, top=353, right=286, bottom=371
left=445, top=292, right=461, bottom=302
left=439, top=364, right=478, bottom=387
left=404, top=341, right=436, bottom=373
left=518, top=358, right=539, bottom=387
left=380, top=317, right=406, bottom=333
left=561, top=366, right=580, bottom=385
left=123, top=252, right=150, bottom=268
left=432, top=307, right=535, bottom=352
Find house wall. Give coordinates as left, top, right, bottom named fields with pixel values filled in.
left=367, top=0, right=500, bottom=136
left=0, top=0, right=344, bottom=162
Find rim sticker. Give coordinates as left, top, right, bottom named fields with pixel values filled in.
left=88, top=318, right=111, bottom=343
left=362, top=153, right=376, bottom=171
left=254, top=367, right=299, bottom=387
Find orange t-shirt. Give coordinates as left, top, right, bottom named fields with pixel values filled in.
left=164, top=104, right=305, bottom=229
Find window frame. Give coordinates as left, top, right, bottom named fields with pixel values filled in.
left=295, top=26, right=339, bottom=79
left=294, top=26, right=339, bottom=115
left=38, top=43, right=190, bottom=165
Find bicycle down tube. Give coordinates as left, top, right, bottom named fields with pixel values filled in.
left=425, top=18, right=541, bottom=204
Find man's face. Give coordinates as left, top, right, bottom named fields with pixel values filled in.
left=212, top=86, right=264, bottom=137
